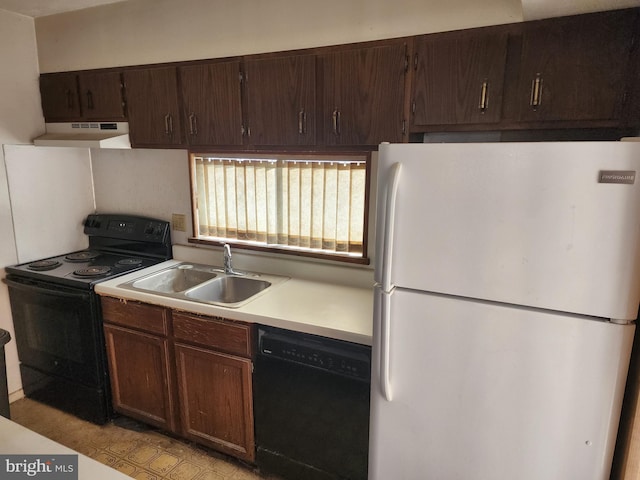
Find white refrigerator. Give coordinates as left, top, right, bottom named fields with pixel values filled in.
left=369, top=142, right=640, bottom=480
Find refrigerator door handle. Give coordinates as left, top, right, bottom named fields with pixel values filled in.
left=381, top=162, right=402, bottom=292
left=380, top=291, right=393, bottom=401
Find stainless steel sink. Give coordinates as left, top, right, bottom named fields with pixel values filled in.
left=119, top=262, right=288, bottom=308
left=132, top=264, right=217, bottom=293
left=185, top=276, right=271, bottom=305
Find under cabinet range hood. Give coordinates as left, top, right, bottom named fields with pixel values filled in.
left=33, top=122, right=131, bottom=149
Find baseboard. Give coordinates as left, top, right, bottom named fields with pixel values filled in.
left=9, top=388, right=24, bottom=403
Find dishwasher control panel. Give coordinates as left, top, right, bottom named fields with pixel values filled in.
left=258, top=326, right=371, bottom=382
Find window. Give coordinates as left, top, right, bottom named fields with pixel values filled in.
left=190, top=152, right=370, bottom=263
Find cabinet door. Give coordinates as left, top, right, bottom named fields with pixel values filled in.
left=123, top=67, right=183, bottom=147
left=245, top=54, right=316, bottom=145
left=175, top=343, right=255, bottom=462
left=180, top=61, right=243, bottom=146
left=40, top=73, right=81, bottom=121
left=322, top=43, right=407, bottom=145
left=412, top=28, right=508, bottom=126
left=104, top=323, right=176, bottom=431
left=77, top=71, right=125, bottom=120
left=507, top=9, right=637, bottom=123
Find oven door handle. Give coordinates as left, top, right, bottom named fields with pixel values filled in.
left=3, top=278, right=91, bottom=300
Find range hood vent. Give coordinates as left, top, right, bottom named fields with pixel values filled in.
left=34, top=122, right=131, bottom=149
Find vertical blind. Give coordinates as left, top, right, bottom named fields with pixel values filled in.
left=193, top=155, right=368, bottom=256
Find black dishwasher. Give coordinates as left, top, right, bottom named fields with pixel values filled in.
left=254, top=325, right=371, bottom=480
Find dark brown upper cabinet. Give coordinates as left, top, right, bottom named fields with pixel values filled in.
left=503, top=8, right=638, bottom=126
left=180, top=61, right=244, bottom=146
left=40, top=72, right=82, bottom=121
left=77, top=71, right=126, bottom=121
left=124, top=67, right=184, bottom=147
left=244, top=54, right=317, bottom=146
left=321, top=43, right=408, bottom=146
left=411, top=27, right=509, bottom=127
left=40, top=71, right=125, bottom=122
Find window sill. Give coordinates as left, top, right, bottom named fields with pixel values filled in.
left=187, top=237, right=371, bottom=266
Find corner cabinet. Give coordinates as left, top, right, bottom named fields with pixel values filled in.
left=123, top=67, right=184, bottom=147
left=503, top=9, right=638, bottom=126
left=411, top=27, right=509, bottom=127
left=244, top=54, right=317, bottom=146
left=320, top=43, right=408, bottom=145
left=100, top=297, right=255, bottom=463
left=179, top=61, right=244, bottom=146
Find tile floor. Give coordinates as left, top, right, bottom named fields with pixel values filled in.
left=10, top=398, right=279, bottom=480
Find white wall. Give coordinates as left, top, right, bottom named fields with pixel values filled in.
left=0, top=9, right=45, bottom=398
left=35, top=0, right=526, bottom=253
left=35, top=0, right=524, bottom=73
left=91, top=148, right=191, bottom=244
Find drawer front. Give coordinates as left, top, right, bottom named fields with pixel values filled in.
left=172, top=312, right=252, bottom=358
left=100, top=296, right=168, bottom=336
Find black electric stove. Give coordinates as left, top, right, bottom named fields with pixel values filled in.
left=4, top=213, right=172, bottom=424
left=6, top=213, right=172, bottom=288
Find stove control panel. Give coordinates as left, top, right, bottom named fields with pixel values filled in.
left=84, top=214, right=170, bottom=244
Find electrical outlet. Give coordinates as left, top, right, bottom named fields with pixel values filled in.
left=172, top=213, right=186, bottom=232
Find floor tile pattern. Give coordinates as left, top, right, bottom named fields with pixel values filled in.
left=9, top=398, right=278, bottom=480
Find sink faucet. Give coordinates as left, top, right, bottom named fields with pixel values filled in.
left=223, top=244, right=234, bottom=274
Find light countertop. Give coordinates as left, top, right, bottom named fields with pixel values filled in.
left=0, top=416, right=131, bottom=480
left=95, top=260, right=374, bottom=346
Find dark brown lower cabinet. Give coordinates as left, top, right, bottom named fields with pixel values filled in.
left=103, top=323, right=176, bottom=431
left=101, top=296, right=255, bottom=463
left=175, top=344, right=255, bottom=462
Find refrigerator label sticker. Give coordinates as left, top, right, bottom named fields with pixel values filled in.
left=598, top=170, right=636, bottom=184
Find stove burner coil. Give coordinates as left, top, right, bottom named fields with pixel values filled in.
left=116, top=258, right=143, bottom=267
left=73, top=266, right=112, bottom=278
left=66, top=251, right=100, bottom=262
left=27, top=260, right=62, bottom=271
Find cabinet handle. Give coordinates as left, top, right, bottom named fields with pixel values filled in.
left=332, top=109, right=341, bottom=136
left=478, top=80, right=489, bottom=113
left=164, top=114, right=173, bottom=135
left=86, top=90, right=94, bottom=110
left=188, top=113, right=198, bottom=135
left=66, top=89, right=74, bottom=110
left=298, top=109, right=306, bottom=135
left=530, top=74, right=543, bottom=109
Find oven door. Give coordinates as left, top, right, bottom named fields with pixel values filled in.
left=5, top=276, right=104, bottom=387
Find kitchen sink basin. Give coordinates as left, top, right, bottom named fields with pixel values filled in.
left=119, top=262, right=288, bottom=308
left=132, top=264, right=217, bottom=293
left=185, top=276, right=271, bottom=305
